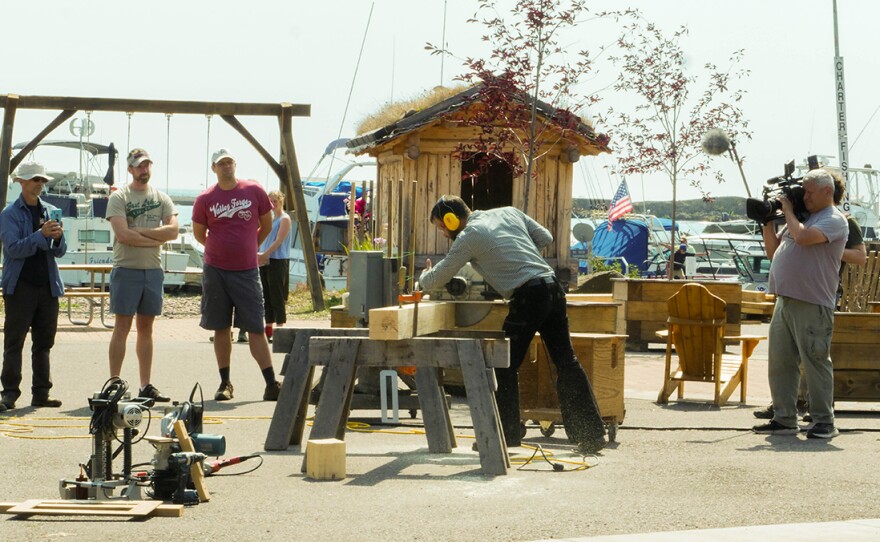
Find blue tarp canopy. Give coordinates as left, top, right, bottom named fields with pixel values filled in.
left=317, top=182, right=367, bottom=217
left=591, top=219, right=650, bottom=272
left=657, top=218, right=679, bottom=232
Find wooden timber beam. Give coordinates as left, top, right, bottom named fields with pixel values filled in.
left=220, top=114, right=285, bottom=180
left=10, top=109, right=76, bottom=173
left=368, top=301, right=455, bottom=340
left=0, top=95, right=19, bottom=210
left=0, top=94, right=309, bottom=117
left=279, top=105, right=324, bottom=311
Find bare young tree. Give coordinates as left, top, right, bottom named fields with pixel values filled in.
left=605, top=19, right=751, bottom=277
left=427, top=0, right=617, bottom=210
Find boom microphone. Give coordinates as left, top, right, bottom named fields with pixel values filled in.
left=701, top=128, right=731, bottom=156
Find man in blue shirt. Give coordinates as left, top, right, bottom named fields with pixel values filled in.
left=0, top=162, right=67, bottom=411
left=420, top=195, right=606, bottom=454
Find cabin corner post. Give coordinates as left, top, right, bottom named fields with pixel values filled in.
left=0, top=95, right=19, bottom=209
left=279, top=105, right=325, bottom=311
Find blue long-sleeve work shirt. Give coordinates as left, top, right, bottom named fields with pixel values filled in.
left=0, top=195, right=67, bottom=296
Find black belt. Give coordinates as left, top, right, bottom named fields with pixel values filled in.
left=518, top=275, right=555, bottom=290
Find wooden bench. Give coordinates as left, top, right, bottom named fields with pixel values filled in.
left=266, top=328, right=512, bottom=476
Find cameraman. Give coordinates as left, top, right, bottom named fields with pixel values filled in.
left=753, top=169, right=847, bottom=439
left=752, top=170, right=867, bottom=421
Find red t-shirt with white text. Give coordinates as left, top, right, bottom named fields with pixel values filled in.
left=191, top=179, right=272, bottom=271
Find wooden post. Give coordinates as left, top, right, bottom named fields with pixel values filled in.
left=0, top=94, right=18, bottom=209
left=385, top=179, right=394, bottom=258
left=409, top=180, right=417, bottom=291
left=347, top=183, right=356, bottom=291
left=279, top=106, right=324, bottom=311
left=397, top=179, right=404, bottom=259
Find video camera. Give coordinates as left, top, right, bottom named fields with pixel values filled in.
left=746, top=155, right=819, bottom=224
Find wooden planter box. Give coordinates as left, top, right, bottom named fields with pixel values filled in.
left=832, top=312, right=880, bottom=402
left=612, top=278, right=742, bottom=351
left=520, top=333, right=627, bottom=426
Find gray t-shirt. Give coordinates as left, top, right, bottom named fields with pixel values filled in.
left=419, top=207, right=554, bottom=299
left=767, top=205, right=847, bottom=308
left=105, top=184, right=177, bottom=269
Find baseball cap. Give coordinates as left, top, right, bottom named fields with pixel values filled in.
left=211, top=148, right=235, bottom=165
left=127, top=148, right=152, bottom=168
left=679, top=244, right=687, bottom=250
left=15, top=162, right=54, bottom=181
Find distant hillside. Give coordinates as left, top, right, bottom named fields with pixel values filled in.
left=573, top=196, right=749, bottom=221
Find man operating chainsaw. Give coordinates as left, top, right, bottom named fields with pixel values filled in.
left=419, top=195, right=606, bottom=454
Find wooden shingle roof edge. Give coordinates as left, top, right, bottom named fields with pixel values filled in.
left=346, top=84, right=611, bottom=156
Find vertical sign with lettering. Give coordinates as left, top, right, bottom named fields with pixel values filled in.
left=835, top=55, right=850, bottom=211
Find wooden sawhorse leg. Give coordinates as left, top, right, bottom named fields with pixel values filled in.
left=300, top=339, right=359, bottom=473
left=458, top=340, right=508, bottom=475
left=415, top=367, right=456, bottom=453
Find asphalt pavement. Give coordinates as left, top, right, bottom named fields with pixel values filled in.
left=1, top=316, right=879, bottom=541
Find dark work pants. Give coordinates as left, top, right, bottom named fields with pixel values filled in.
left=497, top=279, right=605, bottom=447
left=2, top=281, right=59, bottom=402
left=260, top=258, right=290, bottom=325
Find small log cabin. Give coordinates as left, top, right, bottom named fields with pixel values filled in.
left=347, top=84, right=611, bottom=287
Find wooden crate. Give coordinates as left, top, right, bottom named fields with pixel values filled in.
left=612, top=278, right=742, bottom=350
left=832, top=312, right=880, bottom=402
left=455, top=301, right=623, bottom=335
left=520, top=333, right=626, bottom=424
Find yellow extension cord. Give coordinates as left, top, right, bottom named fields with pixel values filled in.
left=0, top=414, right=596, bottom=469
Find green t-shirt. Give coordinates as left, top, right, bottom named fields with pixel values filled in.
left=105, top=184, right=177, bottom=269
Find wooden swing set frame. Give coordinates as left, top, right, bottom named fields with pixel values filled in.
left=0, top=93, right=325, bottom=311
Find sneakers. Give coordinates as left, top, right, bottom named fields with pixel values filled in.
left=0, top=396, right=14, bottom=410
left=263, top=381, right=282, bottom=401
left=215, top=382, right=234, bottom=401
left=138, top=384, right=170, bottom=403
left=752, top=420, right=799, bottom=435
left=31, top=397, right=62, bottom=408
left=807, top=423, right=839, bottom=439
left=0, top=402, right=6, bottom=413
left=237, top=330, right=248, bottom=343
left=753, top=404, right=774, bottom=419
left=802, top=414, right=814, bottom=423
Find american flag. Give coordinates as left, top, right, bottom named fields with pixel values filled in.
left=607, top=179, right=634, bottom=229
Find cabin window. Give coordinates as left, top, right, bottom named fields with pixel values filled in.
left=460, top=153, right=513, bottom=211
left=79, top=230, right=111, bottom=244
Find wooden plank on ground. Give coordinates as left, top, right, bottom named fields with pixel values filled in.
left=369, top=301, right=455, bottom=340
left=0, top=499, right=183, bottom=517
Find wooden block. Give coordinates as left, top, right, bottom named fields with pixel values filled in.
left=306, top=438, right=346, bottom=480
left=368, top=301, right=454, bottom=340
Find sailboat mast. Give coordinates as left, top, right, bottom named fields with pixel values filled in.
left=833, top=0, right=851, bottom=210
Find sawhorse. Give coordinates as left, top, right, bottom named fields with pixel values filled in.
left=265, top=328, right=511, bottom=476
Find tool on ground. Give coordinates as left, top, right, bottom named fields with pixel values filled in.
left=203, top=454, right=262, bottom=476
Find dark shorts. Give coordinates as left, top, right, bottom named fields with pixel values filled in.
left=109, top=267, right=164, bottom=316
left=200, top=264, right=265, bottom=332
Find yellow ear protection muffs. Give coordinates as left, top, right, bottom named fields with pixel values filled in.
left=443, top=211, right=460, bottom=231
left=440, top=199, right=460, bottom=231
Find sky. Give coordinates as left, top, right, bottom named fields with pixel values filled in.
left=4, top=0, right=880, bottom=208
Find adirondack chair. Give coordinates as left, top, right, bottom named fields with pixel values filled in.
left=657, top=283, right=766, bottom=406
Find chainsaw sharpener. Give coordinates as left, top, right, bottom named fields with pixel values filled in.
left=59, top=378, right=153, bottom=501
